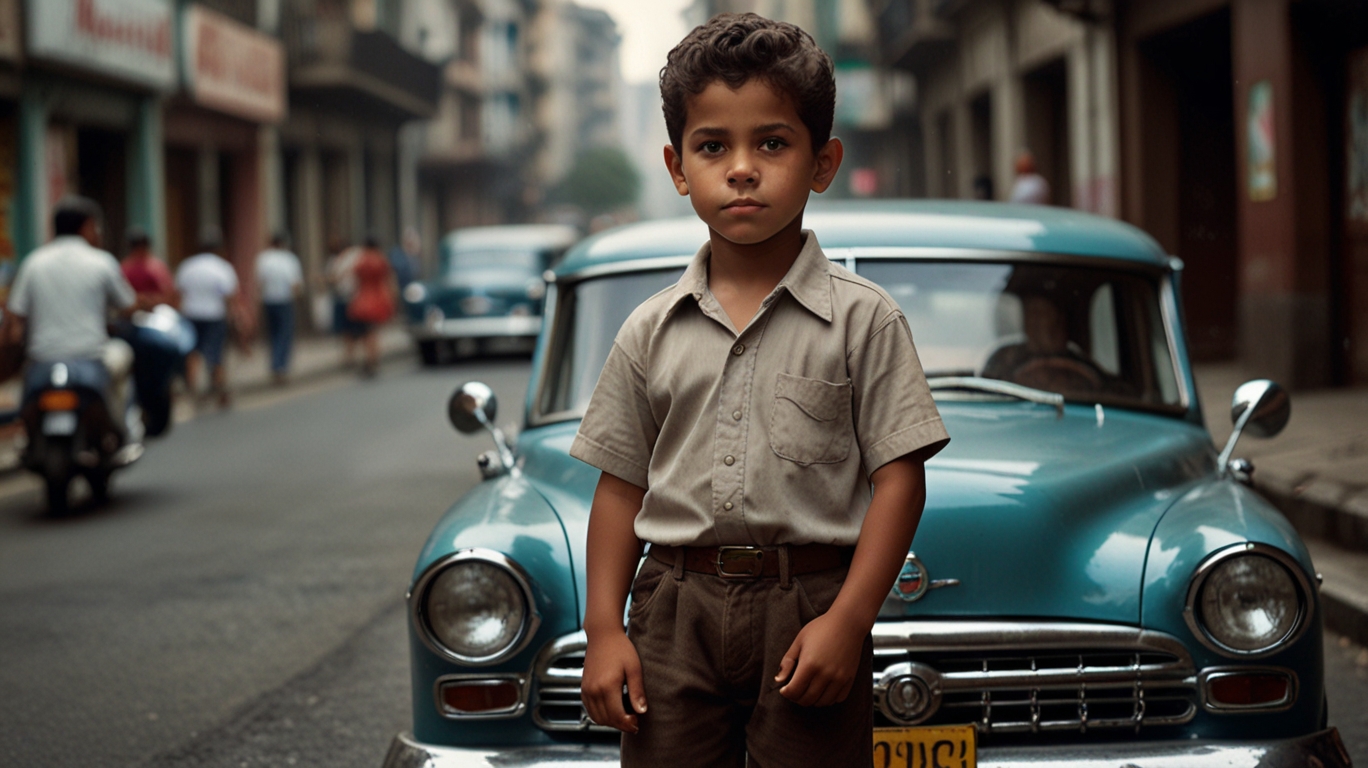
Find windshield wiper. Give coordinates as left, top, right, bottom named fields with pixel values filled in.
left=927, top=376, right=1064, bottom=417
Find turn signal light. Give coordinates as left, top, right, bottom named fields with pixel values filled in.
left=439, top=680, right=520, bottom=715
left=38, top=391, right=78, bottom=411
left=1207, top=673, right=1291, bottom=707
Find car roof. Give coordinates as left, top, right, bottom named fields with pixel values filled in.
left=555, top=200, right=1170, bottom=276
left=443, top=224, right=580, bottom=252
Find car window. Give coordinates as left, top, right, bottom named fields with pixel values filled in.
left=537, top=268, right=685, bottom=418
left=856, top=260, right=1182, bottom=411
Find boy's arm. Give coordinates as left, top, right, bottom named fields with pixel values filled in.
left=775, top=453, right=927, bottom=706
left=581, top=471, right=649, bottom=733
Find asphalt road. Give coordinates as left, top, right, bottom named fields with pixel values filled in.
left=0, top=357, right=1365, bottom=767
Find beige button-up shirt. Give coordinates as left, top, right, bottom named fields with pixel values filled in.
left=570, top=232, right=950, bottom=547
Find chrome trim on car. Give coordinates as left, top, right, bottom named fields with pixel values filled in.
left=529, top=631, right=618, bottom=734
left=1183, top=543, right=1315, bottom=659
left=432, top=673, right=530, bottom=720
left=409, top=549, right=543, bottom=667
left=380, top=728, right=1354, bottom=768
left=408, top=315, right=543, bottom=341
left=1197, top=666, right=1299, bottom=713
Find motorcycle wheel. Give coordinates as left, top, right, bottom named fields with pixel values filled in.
left=45, top=474, right=71, bottom=514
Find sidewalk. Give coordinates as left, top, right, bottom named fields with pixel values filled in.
left=1195, top=363, right=1368, bottom=646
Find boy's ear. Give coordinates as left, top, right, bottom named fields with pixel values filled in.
left=663, top=144, right=689, bottom=197
left=810, top=137, right=844, bottom=194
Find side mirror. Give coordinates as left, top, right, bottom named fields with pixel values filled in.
left=1216, top=379, right=1290, bottom=480
left=448, top=381, right=517, bottom=477
left=448, top=381, right=497, bottom=434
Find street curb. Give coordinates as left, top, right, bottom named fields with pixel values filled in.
left=230, top=337, right=415, bottom=399
left=1257, top=475, right=1368, bottom=554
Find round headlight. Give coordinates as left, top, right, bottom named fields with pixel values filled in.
left=417, top=552, right=538, bottom=664
left=403, top=282, right=427, bottom=303
left=1188, top=546, right=1308, bottom=656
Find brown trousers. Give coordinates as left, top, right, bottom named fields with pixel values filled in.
left=620, top=549, right=874, bottom=768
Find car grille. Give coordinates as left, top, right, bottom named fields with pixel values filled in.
left=531, top=623, right=1199, bottom=737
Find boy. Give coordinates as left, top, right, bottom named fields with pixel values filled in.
left=570, top=13, right=949, bottom=767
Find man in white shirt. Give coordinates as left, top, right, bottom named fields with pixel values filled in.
left=4, top=196, right=137, bottom=426
left=254, top=233, right=303, bottom=384
left=176, top=227, right=239, bottom=407
left=1009, top=150, right=1052, bottom=205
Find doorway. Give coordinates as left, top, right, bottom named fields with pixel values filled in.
left=1023, top=58, right=1071, bottom=207
left=76, top=128, right=128, bottom=257
left=1137, top=9, right=1238, bottom=361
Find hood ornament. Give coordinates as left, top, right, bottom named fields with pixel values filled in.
left=891, top=553, right=960, bottom=602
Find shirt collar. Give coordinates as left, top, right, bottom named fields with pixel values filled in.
left=668, top=230, right=833, bottom=323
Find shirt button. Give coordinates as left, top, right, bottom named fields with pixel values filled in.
left=732, top=344, right=745, bottom=355
left=724, top=502, right=734, bottom=511
left=732, top=410, right=742, bottom=420
left=724, top=455, right=735, bottom=466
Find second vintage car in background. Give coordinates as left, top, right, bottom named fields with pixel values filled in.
left=402, top=224, right=579, bottom=364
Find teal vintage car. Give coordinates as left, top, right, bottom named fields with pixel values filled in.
left=383, top=201, right=1351, bottom=767
left=402, top=224, right=580, bottom=364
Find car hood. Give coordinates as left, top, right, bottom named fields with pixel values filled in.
left=519, top=400, right=1217, bottom=628
left=426, top=268, right=534, bottom=294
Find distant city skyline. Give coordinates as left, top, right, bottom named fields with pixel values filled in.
left=575, top=0, right=693, bottom=83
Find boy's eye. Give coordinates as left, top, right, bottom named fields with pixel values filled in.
left=762, top=138, right=786, bottom=151
left=700, top=141, right=724, bottom=154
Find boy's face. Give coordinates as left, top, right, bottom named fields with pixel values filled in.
left=665, top=79, right=842, bottom=246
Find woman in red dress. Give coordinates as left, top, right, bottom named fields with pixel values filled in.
left=346, top=236, right=396, bottom=377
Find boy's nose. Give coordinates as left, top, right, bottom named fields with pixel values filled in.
left=727, top=154, right=756, bottom=185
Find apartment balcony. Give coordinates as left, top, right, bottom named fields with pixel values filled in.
left=283, top=15, right=440, bottom=121
left=872, top=0, right=957, bottom=72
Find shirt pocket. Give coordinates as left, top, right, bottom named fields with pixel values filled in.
left=769, top=372, right=853, bottom=465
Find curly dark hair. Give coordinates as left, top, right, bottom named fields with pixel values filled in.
left=660, top=13, right=835, bottom=154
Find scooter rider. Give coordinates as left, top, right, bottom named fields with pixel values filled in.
left=2, top=196, right=138, bottom=432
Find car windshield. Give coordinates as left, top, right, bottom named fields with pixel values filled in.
left=446, top=250, right=544, bottom=275
left=536, top=259, right=1182, bottom=421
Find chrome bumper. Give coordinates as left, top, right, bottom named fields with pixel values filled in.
left=382, top=728, right=1352, bottom=768
left=409, top=316, right=541, bottom=341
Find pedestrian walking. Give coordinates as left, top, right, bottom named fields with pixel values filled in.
left=254, top=233, right=303, bottom=385
left=325, top=238, right=363, bottom=367
left=120, top=228, right=176, bottom=309
left=176, top=227, right=239, bottom=408
left=347, top=235, right=396, bottom=378
left=387, top=227, right=423, bottom=289
left=1009, top=149, right=1051, bottom=205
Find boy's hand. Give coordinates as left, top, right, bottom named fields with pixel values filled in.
left=774, top=609, right=867, bottom=707
left=581, top=628, right=647, bottom=733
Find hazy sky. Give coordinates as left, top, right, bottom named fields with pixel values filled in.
left=575, top=0, right=694, bottom=83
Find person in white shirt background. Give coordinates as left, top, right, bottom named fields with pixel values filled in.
left=1009, top=149, right=1052, bottom=205
left=254, top=233, right=303, bottom=385
left=3, top=196, right=138, bottom=429
left=175, top=227, right=239, bottom=408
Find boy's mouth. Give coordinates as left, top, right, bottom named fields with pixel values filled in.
left=723, top=198, right=765, bottom=213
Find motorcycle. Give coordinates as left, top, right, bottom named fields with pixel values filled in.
left=21, top=359, right=143, bottom=513
left=18, top=305, right=192, bottom=512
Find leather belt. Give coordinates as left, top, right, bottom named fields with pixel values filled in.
left=650, top=544, right=853, bottom=579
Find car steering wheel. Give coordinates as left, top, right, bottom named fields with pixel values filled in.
left=1009, top=355, right=1104, bottom=393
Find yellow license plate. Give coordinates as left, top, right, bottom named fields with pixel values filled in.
left=873, top=724, right=976, bottom=768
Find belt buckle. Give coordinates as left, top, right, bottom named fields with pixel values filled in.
left=716, top=546, right=765, bottom=578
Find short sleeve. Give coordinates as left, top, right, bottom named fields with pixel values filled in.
left=849, top=310, right=950, bottom=474
left=8, top=262, right=31, bottom=316
left=221, top=263, right=240, bottom=295
left=105, top=255, right=136, bottom=309
left=569, top=340, right=656, bottom=489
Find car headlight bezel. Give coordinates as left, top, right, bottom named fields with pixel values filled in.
left=411, top=548, right=542, bottom=666
left=1183, top=543, right=1313, bottom=659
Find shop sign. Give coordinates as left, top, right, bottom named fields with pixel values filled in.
left=27, top=0, right=175, bottom=91
left=182, top=5, right=285, bottom=124
left=0, top=0, right=21, bottom=63
left=1246, top=80, right=1277, bottom=202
